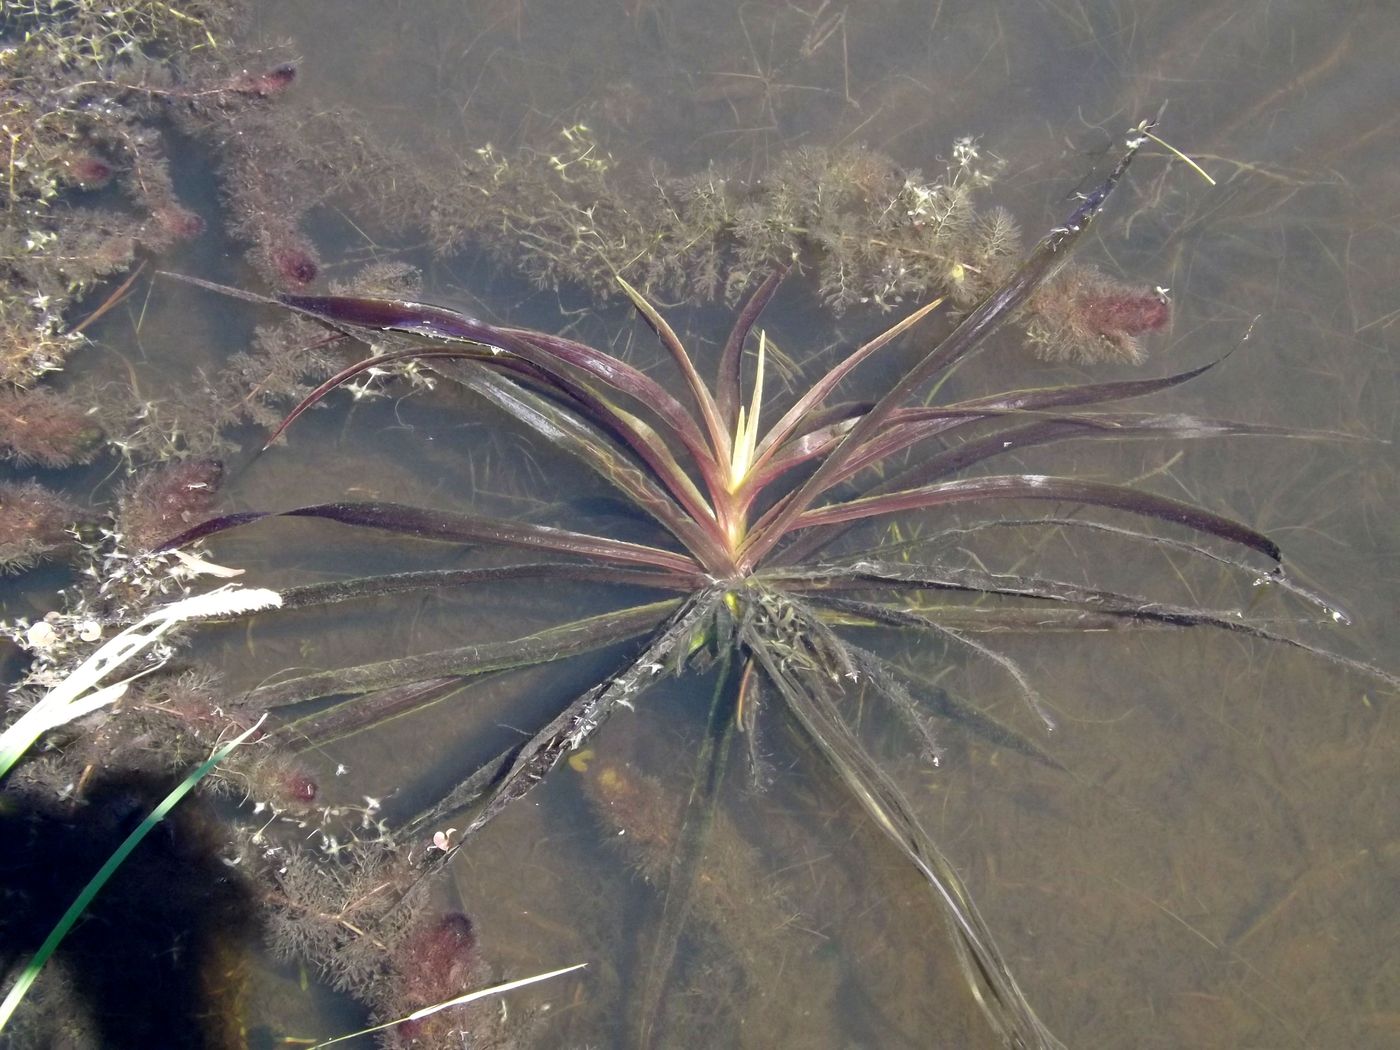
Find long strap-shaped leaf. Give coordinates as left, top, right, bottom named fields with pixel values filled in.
left=759, top=356, right=1231, bottom=550
left=716, top=266, right=787, bottom=427
left=828, top=590, right=1055, bottom=728
left=262, top=345, right=493, bottom=450
left=443, top=359, right=736, bottom=572
left=814, top=408, right=1345, bottom=501
left=813, top=601, right=1188, bottom=634
left=768, top=355, right=1224, bottom=474
left=615, top=276, right=732, bottom=465
left=771, top=560, right=1232, bottom=614
left=289, top=501, right=706, bottom=572
left=167, top=272, right=724, bottom=504
left=767, top=330, right=1263, bottom=538
left=158, top=502, right=701, bottom=576
left=263, top=336, right=726, bottom=543
left=269, top=563, right=695, bottom=612
left=740, top=625, right=1064, bottom=1050
left=276, top=286, right=715, bottom=461
left=749, top=296, right=946, bottom=472
left=842, top=643, right=1066, bottom=772
left=248, top=599, right=680, bottom=708
left=633, top=656, right=740, bottom=1047
left=854, top=516, right=1351, bottom=621
left=425, top=355, right=724, bottom=537
left=255, top=332, right=727, bottom=564
left=747, top=397, right=1295, bottom=506
left=406, top=588, right=725, bottom=844
left=793, top=475, right=1282, bottom=563
left=282, top=677, right=472, bottom=746
left=498, top=327, right=713, bottom=464
left=741, top=123, right=1153, bottom=568
left=808, top=587, right=1399, bottom=690
left=779, top=563, right=1399, bottom=687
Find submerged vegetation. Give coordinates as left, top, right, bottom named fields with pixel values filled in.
left=126, top=122, right=1388, bottom=1047
left=2, top=2, right=1398, bottom=1047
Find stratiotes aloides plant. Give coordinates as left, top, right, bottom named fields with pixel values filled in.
left=163, top=121, right=1394, bottom=1048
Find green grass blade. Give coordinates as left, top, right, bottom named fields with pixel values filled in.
left=0, top=715, right=266, bottom=1035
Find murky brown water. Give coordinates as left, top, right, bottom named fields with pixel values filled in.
left=4, top=0, right=1397, bottom=1047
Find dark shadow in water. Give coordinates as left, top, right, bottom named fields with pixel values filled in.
left=0, top=771, right=258, bottom=1049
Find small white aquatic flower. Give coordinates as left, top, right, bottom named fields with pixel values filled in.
left=25, top=620, right=58, bottom=650
left=431, top=827, right=459, bottom=852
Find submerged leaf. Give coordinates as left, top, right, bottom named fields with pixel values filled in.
left=162, top=500, right=704, bottom=576
left=249, top=600, right=678, bottom=708
left=405, top=588, right=727, bottom=843
left=794, top=475, right=1283, bottom=564
left=784, top=562, right=1400, bottom=689
left=152, top=120, right=1395, bottom=1050
left=272, top=563, right=694, bottom=612
left=741, top=623, right=1064, bottom=1050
